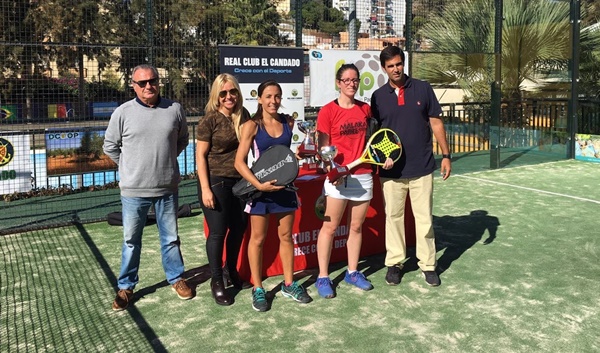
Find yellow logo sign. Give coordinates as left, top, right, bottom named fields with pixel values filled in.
left=0, top=137, right=15, bottom=167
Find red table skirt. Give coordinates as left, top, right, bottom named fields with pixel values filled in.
left=203, top=171, right=415, bottom=281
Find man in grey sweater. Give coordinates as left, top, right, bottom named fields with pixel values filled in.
left=103, top=64, right=192, bottom=311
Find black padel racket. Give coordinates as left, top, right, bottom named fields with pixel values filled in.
left=233, top=145, right=299, bottom=201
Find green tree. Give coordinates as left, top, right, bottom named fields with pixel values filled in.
left=320, top=9, right=347, bottom=36
left=77, top=130, right=93, bottom=158
left=0, top=1, right=51, bottom=118
left=90, top=133, right=105, bottom=159
left=416, top=0, right=600, bottom=101
left=580, top=1, right=600, bottom=97
left=579, top=25, right=600, bottom=98
left=77, top=131, right=103, bottom=160
left=293, top=0, right=347, bottom=35
left=29, top=0, right=118, bottom=118
left=226, top=1, right=289, bottom=45
left=411, top=0, right=448, bottom=47
left=581, top=0, right=600, bottom=28
left=114, top=0, right=147, bottom=86
left=0, top=1, right=118, bottom=118
left=116, top=0, right=288, bottom=108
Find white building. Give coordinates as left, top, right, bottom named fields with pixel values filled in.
left=333, top=0, right=405, bottom=38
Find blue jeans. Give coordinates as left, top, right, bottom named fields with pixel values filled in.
left=117, top=193, right=185, bottom=290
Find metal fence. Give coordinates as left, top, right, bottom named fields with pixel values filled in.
left=5, top=97, right=598, bottom=234
left=0, top=0, right=409, bottom=121
left=1, top=0, right=599, bottom=233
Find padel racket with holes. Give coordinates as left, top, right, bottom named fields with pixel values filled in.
left=327, top=128, right=402, bottom=182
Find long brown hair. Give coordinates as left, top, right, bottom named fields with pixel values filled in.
left=252, top=79, right=282, bottom=127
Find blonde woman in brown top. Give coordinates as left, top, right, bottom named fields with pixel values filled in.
left=196, top=73, right=250, bottom=306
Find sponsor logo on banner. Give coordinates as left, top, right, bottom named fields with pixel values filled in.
left=45, top=128, right=116, bottom=176
left=0, top=134, right=31, bottom=194
left=0, top=137, right=15, bottom=167
left=309, top=49, right=409, bottom=107
left=575, top=134, right=600, bottom=163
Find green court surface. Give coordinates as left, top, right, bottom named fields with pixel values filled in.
left=0, top=147, right=566, bottom=234
left=2, top=159, right=600, bottom=352
left=0, top=179, right=200, bottom=235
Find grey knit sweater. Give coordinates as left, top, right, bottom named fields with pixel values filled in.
left=103, top=97, right=189, bottom=197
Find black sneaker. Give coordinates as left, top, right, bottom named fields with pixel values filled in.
left=252, top=287, right=269, bottom=312
left=281, top=281, right=313, bottom=304
left=385, top=265, right=403, bottom=285
left=422, top=271, right=441, bottom=287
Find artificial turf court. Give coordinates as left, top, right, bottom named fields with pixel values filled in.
left=2, top=159, right=600, bottom=352
left=0, top=148, right=567, bottom=233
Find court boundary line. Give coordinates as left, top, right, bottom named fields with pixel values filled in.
left=456, top=174, right=600, bottom=205
left=458, top=160, right=573, bottom=175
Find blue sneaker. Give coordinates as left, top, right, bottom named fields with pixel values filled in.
left=344, top=271, right=373, bottom=291
left=315, top=277, right=335, bottom=298
left=281, top=281, right=313, bottom=304
left=252, top=287, right=268, bottom=312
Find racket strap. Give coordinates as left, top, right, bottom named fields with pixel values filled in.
left=284, top=183, right=298, bottom=191
left=252, top=140, right=260, bottom=160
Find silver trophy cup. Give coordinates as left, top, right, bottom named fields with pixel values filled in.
left=320, top=145, right=350, bottom=182
left=319, top=145, right=339, bottom=170
left=297, top=120, right=317, bottom=158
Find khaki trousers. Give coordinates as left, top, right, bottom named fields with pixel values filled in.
left=380, top=173, right=437, bottom=271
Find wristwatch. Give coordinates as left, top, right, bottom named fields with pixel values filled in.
left=442, top=154, right=452, bottom=160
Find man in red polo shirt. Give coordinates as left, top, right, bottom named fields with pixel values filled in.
left=370, top=45, right=452, bottom=287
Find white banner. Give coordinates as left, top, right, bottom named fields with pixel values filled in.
left=308, top=49, right=409, bottom=107
left=240, top=82, right=305, bottom=155
left=0, top=133, right=32, bottom=195
left=220, top=46, right=306, bottom=164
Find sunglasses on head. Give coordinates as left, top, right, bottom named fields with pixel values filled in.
left=219, top=88, right=239, bottom=98
left=132, top=77, right=159, bottom=87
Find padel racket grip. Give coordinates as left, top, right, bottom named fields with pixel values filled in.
left=327, top=166, right=351, bottom=183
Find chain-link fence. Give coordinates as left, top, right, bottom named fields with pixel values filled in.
left=1, top=0, right=599, bottom=233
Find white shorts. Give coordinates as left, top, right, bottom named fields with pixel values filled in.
left=324, top=173, right=373, bottom=201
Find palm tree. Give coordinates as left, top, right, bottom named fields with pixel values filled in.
left=415, top=0, right=600, bottom=102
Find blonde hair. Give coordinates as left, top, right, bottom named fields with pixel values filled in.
left=205, top=73, right=244, bottom=140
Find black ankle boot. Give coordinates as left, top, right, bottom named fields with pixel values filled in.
left=228, top=270, right=252, bottom=290
left=222, top=266, right=233, bottom=287
left=228, top=270, right=242, bottom=290
left=210, top=279, right=232, bottom=306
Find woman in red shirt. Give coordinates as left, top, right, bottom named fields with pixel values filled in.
left=314, top=64, right=375, bottom=298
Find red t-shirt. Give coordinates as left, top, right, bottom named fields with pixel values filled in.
left=316, top=100, right=372, bottom=175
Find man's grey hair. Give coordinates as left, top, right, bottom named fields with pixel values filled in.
left=132, top=64, right=159, bottom=79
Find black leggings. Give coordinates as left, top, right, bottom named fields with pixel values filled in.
left=199, top=175, right=248, bottom=280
